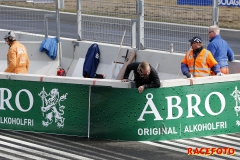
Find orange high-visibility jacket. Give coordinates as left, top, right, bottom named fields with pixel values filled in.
left=181, top=48, right=217, bottom=77
left=5, top=41, right=30, bottom=74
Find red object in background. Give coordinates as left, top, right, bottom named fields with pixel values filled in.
left=57, top=68, right=66, bottom=76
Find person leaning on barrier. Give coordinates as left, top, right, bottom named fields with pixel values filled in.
left=207, top=25, right=234, bottom=74
left=181, top=36, right=224, bottom=78
left=4, top=31, right=30, bottom=74
left=121, top=61, right=160, bottom=93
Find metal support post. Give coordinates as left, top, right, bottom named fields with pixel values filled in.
left=136, top=0, right=144, bottom=50
left=56, top=0, right=62, bottom=68
left=131, top=19, right=137, bottom=49
left=170, top=43, right=173, bottom=53
left=212, top=0, right=219, bottom=25
left=77, top=0, right=82, bottom=41
left=44, top=14, right=56, bottom=39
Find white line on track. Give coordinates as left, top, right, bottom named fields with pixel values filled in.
left=0, top=153, right=26, bottom=160
left=218, top=134, right=240, bottom=141
left=191, top=138, right=240, bottom=152
left=0, top=146, right=47, bottom=160
left=162, top=140, right=238, bottom=160
left=0, top=140, right=71, bottom=160
left=175, top=139, right=240, bottom=158
left=140, top=141, right=224, bottom=160
left=0, top=135, right=93, bottom=160
left=201, top=136, right=240, bottom=147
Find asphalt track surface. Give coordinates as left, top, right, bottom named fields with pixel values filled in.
left=0, top=129, right=240, bottom=160
left=0, top=6, right=240, bottom=160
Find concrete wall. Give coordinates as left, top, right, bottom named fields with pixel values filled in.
left=0, top=30, right=240, bottom=87
left=60, top=38, right=186, bottom=80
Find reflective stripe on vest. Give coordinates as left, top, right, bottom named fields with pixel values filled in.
left=187, top=49, right=211, bottom=77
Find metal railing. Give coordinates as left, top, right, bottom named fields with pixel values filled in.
left=1, top=0, right=238, bottom=53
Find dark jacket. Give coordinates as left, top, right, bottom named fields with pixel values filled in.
left=83, top=43, right=100, bottom=78
left=123, top=62, right=160, bottom=88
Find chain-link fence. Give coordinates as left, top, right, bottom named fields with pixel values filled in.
left=0, top=0, right=239, bottom=53
left=80, top=0, right=213, bottom=52
left=144, top=0, right=213, bottom=52
left=0, top=1, right=57, bottom=41
left=80, top=0, right=136, bottom=46
left=0, top=5, right=47, bottom=41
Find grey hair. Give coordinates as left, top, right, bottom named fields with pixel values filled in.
left=209, top=25, right=220, bottom=35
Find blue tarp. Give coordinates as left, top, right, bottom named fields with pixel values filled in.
left=39, top=38, right=58, bottom=60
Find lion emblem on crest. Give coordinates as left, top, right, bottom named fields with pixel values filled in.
left=38, top=87, right=68, bottom=128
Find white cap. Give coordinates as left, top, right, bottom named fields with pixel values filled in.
left=4, top=31, right=16, bottom=39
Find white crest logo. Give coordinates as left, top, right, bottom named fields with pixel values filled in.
left=230, top=86, right=240, bottom=116
left=38, top=87, right=68, bottom=128
left=230, top=86, right=240, bottom=127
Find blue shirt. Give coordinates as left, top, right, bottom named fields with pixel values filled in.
left=207, top=35, right=234, bottom=68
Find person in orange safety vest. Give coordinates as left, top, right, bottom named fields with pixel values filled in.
left=181, top=36, right=224, bottom=78
left=4, top=31, right=30, bottom=74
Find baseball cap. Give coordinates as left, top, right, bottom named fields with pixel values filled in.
left=4, top=31, right=16, bottom=39
left=188, top=36, right=202, bottom=43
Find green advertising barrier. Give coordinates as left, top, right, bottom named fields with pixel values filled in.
left=0, top=79, right=89, bottom=136
left=90, top=82, right=240, bottom=141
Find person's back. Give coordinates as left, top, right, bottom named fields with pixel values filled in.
left=4, top=31, right=30, bottom=74
left=207, top=25, right=234, bottom=74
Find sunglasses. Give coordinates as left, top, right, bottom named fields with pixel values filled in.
left=137, top=65, right=149, bottom=77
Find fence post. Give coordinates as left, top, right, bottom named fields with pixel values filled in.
left=212, top=0, right=219, bottom=25
left=136, top=0, right=144, bottom=50
left=56, top=0, right=62, bottom=68
left=77, top=0, right=82, bottom=41
left=131, top=19, right=137, bottom=49
left=44, top=14, right=56, bottom=39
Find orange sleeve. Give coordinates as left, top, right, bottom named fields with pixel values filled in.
left=5, top=48, right=17, bottom=73
left=181, top=52, right=188, bottom=64
left=206, top=51, right=218, bottom=68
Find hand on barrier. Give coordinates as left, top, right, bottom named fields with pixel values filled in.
left=138, top=85, right=145, bottom=93
left=216, top=72, right=225, bottom=76
left=186, top=72, right=193, bottom=78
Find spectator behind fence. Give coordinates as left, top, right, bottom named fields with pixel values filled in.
left=207, top=25, right=234, bottom=74
left=4, top=31, right=30, bottom=74
left=181, top=36, right=224, bottom=78
left=122, top=61, right=160, bottom=93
